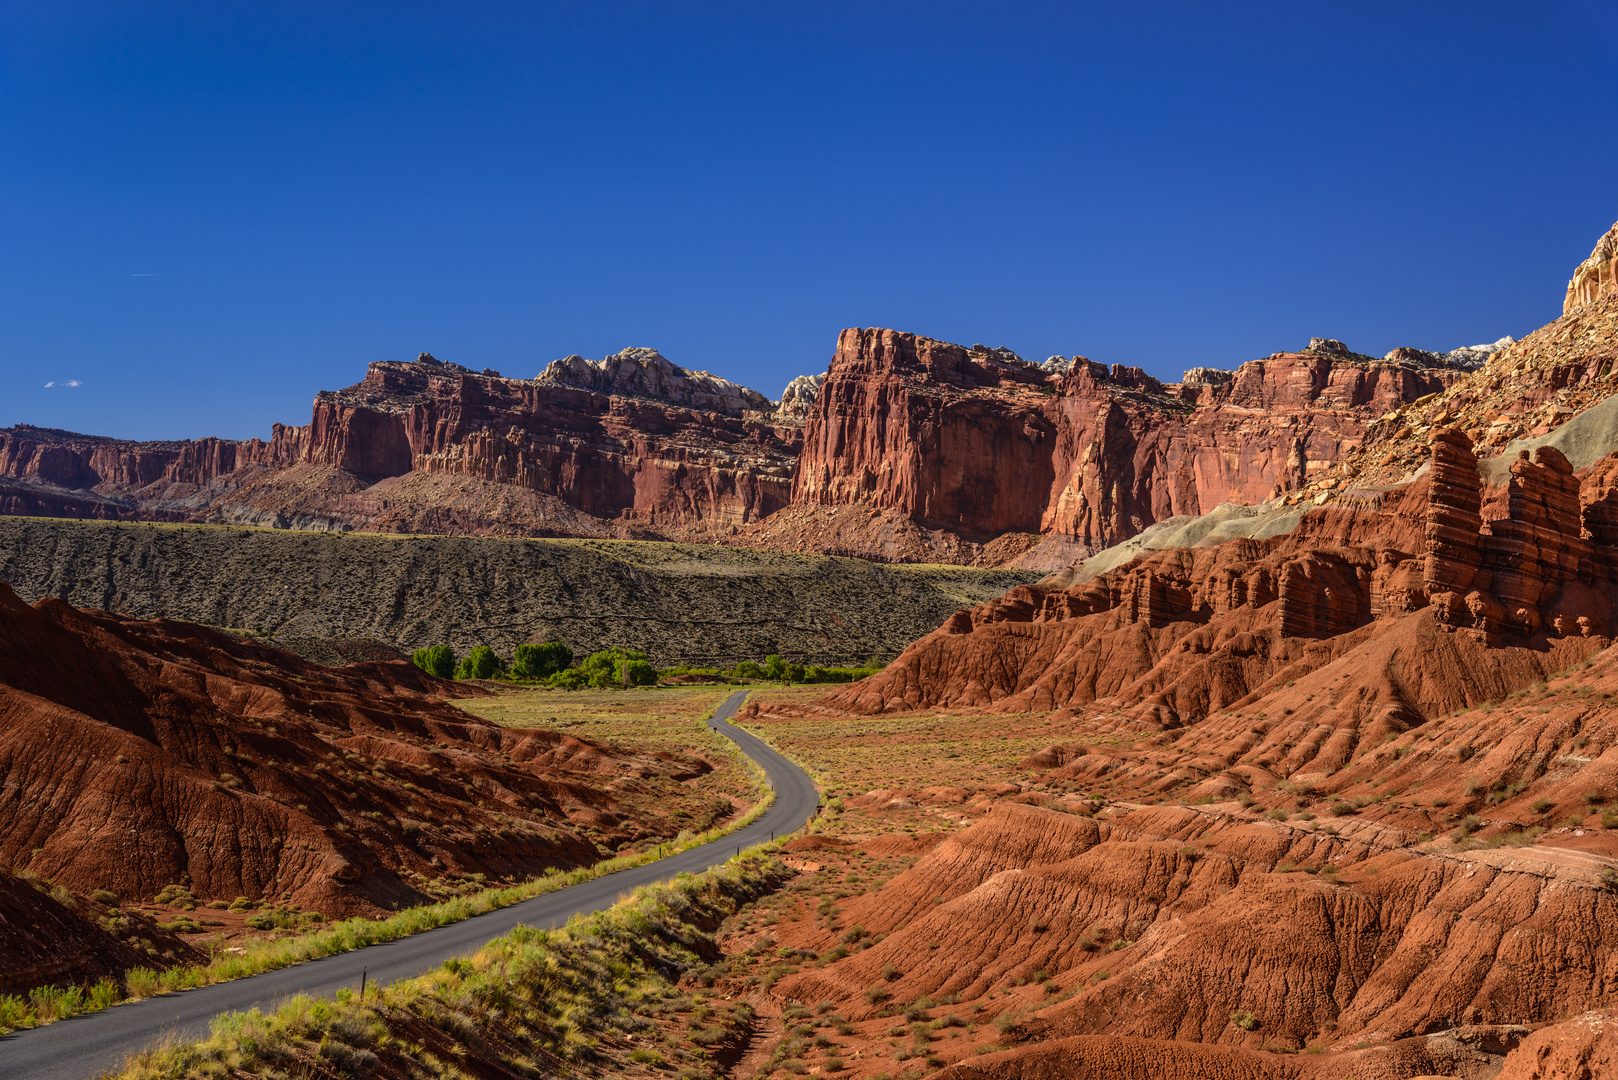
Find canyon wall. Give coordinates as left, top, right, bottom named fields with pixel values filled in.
left=0, top=340, right=1473, bottom=559
left=17, top=219, right=1615, bottom=563
left=789, top=328, right=1464, bottom=554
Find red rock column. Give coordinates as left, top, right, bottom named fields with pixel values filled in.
left=1423, top=429, right=1485, bottom=602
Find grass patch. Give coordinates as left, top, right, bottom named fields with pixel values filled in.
left=0, top=695, right=778, bottom=1037
left=106, top=851, right=792, bottom=1079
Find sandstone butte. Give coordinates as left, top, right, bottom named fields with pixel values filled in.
left=0, top=325, right=1498, bottom=567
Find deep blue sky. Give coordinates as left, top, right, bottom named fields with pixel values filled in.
left=5, top=3, right=1617, bottom=441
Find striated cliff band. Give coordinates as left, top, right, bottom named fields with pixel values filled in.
left=3, top=340, right=1527, bottom=570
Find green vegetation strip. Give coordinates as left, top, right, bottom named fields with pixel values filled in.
left=0, top=713, right=774, bottom=1037
left=108, top=851, right=791, bottom=1080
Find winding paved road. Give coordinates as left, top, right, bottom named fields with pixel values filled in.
left=0, top=690, right=817, bottom=1080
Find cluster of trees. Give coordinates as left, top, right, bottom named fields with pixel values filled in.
left=410, top=641, right=656, bottom=688
left=410, top=643, right=887, bottom=689
left=663, top=653, right=884, bottom=685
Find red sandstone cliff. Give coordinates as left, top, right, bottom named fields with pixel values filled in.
left=8, top=220, right=1611, bottom=561
left=0, top=339, right=1481, bottom=558
left=782, top=328, right=1463, bottom=559
left=0, top=353, right=802, bottom=539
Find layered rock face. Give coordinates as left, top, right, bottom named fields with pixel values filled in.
left=534, top=347, right=772, bottom=415
left=333, top=357, right=800, bottom=530
left=0, top=353, right=803, bottom=538
left=1423, top=432, right=1601, bottom=637
left=1566, top=220, right=1618, bottom=314
left=829, top=431, right=1618, bottom=719
left=790, top=328, right=1465, bottom=555
left=0, top=336, right=1470, bottom=558
left=791, top=329, right=1059, bottom=541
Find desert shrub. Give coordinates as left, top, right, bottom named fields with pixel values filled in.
left=801, top=665, right=881, bottom=684
left=154, top=884, right=198, bottom=910
left=454, top=645, right=506, bottom=681
left=1230, top=1009, right=1257, bottom=1030
left=1532, top=797, right=1553, bottom=814
left=90, top=888, right=120, bottom=906
left=410, top=645, right=456, bottom=680
left=512, top=641, right=572, bottom=680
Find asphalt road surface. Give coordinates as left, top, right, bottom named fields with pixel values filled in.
left=0, top=689, right=817, bottom=1080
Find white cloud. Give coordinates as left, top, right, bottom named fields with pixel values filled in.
left=66, top=379, right=81, bottom=387
left=42, top=379, right=82, bottom=389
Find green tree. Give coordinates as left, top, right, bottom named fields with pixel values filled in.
left=512, top=641, right=572, bottom=680
left=548, top=667, right=590, bottom=689
left=455, top=645, right=506, bottom=680
left=622, top=658, right=657, bottom=686
left=763, top=653, right=787, bottom=681
left=574, top=647, right=654, bottom=688
left=730, top=660, right=764, bottom=679
left=411, top=645, right=456, bottom=679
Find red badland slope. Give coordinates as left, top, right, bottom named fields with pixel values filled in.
left=0, top=583, right=721, bottom=921
left=824, top=426, right=1618, bottom=724
left=0, top=872, right=203, bottom=995
left=758, top=616, right=1618, bottom=1077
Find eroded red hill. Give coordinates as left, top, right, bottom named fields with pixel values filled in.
left=0, top=583, right=727, bottom=926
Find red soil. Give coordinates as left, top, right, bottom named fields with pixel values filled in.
left=0, top=582, right=721, bottom=930
left=0, top=873, right=201, bottom=996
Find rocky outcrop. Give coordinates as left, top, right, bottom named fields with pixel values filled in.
left=1423, top=428, right=1486, bottom=594
left=535, top=347, right=772, bottom=416
left=774, top=373, right=824, bottom=420
left=1565, top=220, right=1618, bottom=314
left=833, top=426, right=1618, bottom=722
